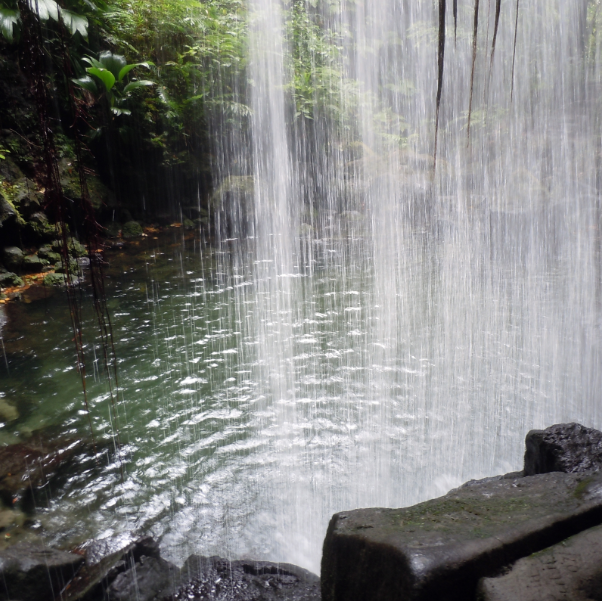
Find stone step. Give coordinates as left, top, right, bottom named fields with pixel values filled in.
left=321, top=471, right=602, bottom=601
left=477, top=522, right=602, bottom=601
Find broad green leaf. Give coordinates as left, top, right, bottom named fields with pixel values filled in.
left=99, top=51, right=127, bottom=80
left=123, top=80, right=155, bottom=94
left=59, top=8, right=88, bottom=38
left=27, top=0, right=59, bottom=22
left=72, top=75, right=97, bottom=94
left=111, top=107, right=131, bottom=116
left=0, top=8, right=18, bottom=42
left=117, top=61, right=153, bottom=82
left=86, top=67, right=115, bottom=92
left=82, top=56, right=104, bottom=70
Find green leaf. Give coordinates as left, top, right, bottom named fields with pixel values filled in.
left=98, top=51, right=127, bottom=80
left=82, top=56, right=104, bottom=70
left=86, top=67, right=115, bottom=92
left=123, top=80, right=155, bottom=94
left=117, top=61, right=153, bottom=82
left=59, top=8, right=88, bottom=38
left=72, top=75, right=97, bottom=95
left=111, top=107, right=131, bottom=116
left=27, top=0, right=59, bottom=22
left=0, top=8, right=19, bottom=42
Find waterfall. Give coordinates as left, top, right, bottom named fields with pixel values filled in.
left=201, top=0, right=602, bottom=571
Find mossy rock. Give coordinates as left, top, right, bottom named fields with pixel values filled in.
left=0, top=192, right=19, bottom=229
left=43, top=272, right=78, bottom=287
left=0, top=156, right=25, bottom=182
left=58, top=158, right=115, bottom=210
left=0, top=272, right=23, bottom=289
left=1, top=246, right=23, bottom=272
left=50, top=238, right=87, bottom=258
left=54, top=258, right=79, bottom=274
left=211, top=175, right=255, bottom=209
left=25, top=213, right=56, bottom=243
left=22, top=255, right=49, bottom=273
left=37, top=246, right=61, bottom=263
left=104, top=222, right=122, bottom=238
left=122, top=221, right=143, bottom=238
left=12, top=178, right=43, bottom=217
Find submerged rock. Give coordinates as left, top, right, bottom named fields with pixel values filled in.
left=321, top=470, right=602, bottom=601
left=477, top=523, right=602, bottom=601
left=0, top=397, right=19, bottom=422
left=171, top=555, right=321, bottom=601
left=0, top=541, right=84, bottom=601
left=524, top=422, right=602, bottom=476
left=0, top=432, right=84, bottom=504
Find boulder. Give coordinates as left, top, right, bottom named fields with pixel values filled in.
left=12, top=179, right=43, bottom=217
left=26, top=213, right=57, bottom=243
left=477, top=523, right=602, bottom=601
left=0, top=195, right=17, bottom=229
left=524, top=422, right=602, bottom=476
left=107, top=554, right=180, bottom=601
left=175, top=555, right=321, bottom=601
left=122, top=221, right=143, bottom=238
left=321, top=471, right=602, bottom=601
left=43, top=272, right=71, bottom=287
left=62, top=536, right=167, bottom=601
left=1, top=246, right=23, bottom=272
left=54, top=258, right=79, bottom=274
left=37, top=245, right=61, bottom=263
left=0, top=272, right=23, bottom=289
left=22, top=254, right=49, bottom=273
left=0, top=541, right=84, bottom=601
left=51, top=238, right=87, bottom=258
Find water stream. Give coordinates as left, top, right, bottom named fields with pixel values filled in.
left=1, top=0, right=601, bottom=576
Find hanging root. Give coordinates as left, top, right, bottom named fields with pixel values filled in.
left=453, top=0, right=457, bottom=45
left=467, top=0, right=480, bottom=142
left=16, top=0, right=123, bottom=472
left=511, top=0, right=520, bottom=101
left=489, top=0, right=501, bottom=71
left=434, top=0, right=446, bottom=172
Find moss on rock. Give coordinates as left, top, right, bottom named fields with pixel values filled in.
left=122, top=221, right=144, bottom=238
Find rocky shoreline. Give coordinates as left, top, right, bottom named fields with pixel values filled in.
left=0, top=422, right=601, bottom=600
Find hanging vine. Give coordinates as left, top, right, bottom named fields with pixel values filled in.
left=434, top=0, right=446, bottom=170
left=14, top=0, right=122, bottom=466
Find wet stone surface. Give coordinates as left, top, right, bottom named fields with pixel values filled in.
left=321, top=470, right=602, bottom=601
left=0, top=541, right=84, bottom=601
left=167, top=556, right=321, bottom=601
left=477, top=523, right=602, bottom=601
left=524, top=422, right=602, bottom=476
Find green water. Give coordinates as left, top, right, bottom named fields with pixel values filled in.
left=1, top=226, right=600, bottom=574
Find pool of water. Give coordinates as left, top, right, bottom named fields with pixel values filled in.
left=1, top=220, right=600, bottom=574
